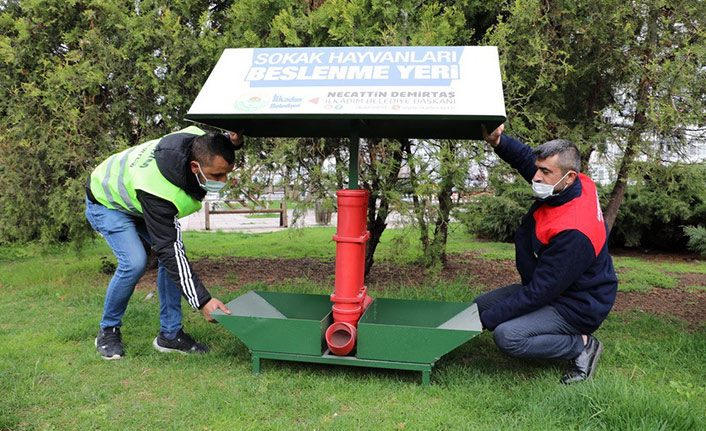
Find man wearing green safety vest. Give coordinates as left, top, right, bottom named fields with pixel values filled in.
left=85, top=126, right=242, bottom=360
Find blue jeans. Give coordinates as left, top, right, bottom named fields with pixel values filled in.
left=473, top=284, right=585, bottom=360
left=85, top=197, right=182, bottom=336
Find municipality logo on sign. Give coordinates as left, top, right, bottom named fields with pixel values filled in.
left=234, top=92, right=269, bottom=111
left=270, top=94, right=302, bottom=109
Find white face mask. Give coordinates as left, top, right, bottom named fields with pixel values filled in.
left=194, top=162, right=227, bottom=193
left=532, top=171, right=573, bottom=199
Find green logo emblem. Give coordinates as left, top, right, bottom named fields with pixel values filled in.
left=234, top=93, right=268, bottom=112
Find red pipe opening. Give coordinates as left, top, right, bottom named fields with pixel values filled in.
left=325, top=189, right=372, bottom=355
left=325, top=322, right=357, bottom=355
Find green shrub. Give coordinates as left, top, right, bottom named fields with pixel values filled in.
left=0, top=1, right=224, bottom=244
left=609, top=163, right=706, bottom=250
left=683, top=225, right=706, bottom=257
left=455, top=180, right=532, bottom=242
left=458, top=163, right=706, bottom=251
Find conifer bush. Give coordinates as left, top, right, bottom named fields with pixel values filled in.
left=455, top=180, right=533, bottom=243
left=683, top=226, right=706, bottom=257
left=609, top=163, right=706, bottom=251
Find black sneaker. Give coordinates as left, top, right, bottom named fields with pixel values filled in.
left=561, top=335, right=604, bottom=384
left=152, top=329, right=210, bottom=354
left=95, top=327, right=124, bottom=360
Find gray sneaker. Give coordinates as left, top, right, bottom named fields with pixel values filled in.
left=95, top=327, right=124, bottom=360
left=561, top=335, right=604, bottom=384
left=152, top=329, right=209, bottom=354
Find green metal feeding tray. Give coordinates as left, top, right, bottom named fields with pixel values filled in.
left=357, top=297, right=482, bottom=364
left=212, top=291, right=482, bottom=385
left=188, top=45, right=505, bottom=384
left=212, top=291, right=333, bottom=356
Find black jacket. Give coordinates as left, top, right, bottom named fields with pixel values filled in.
left=87, top=130, right=212, bottom=308
left=480, top=135, right=618, bottom=334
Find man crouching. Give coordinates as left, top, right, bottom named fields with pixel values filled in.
left=474, top=124, right=618, bottom=384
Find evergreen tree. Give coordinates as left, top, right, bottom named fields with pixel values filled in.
left=486, top=0, right=706, bottom=230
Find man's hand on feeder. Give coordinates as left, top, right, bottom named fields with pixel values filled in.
left=228, top=130, right=244, bottom=149
left=201, top=297, right=231, bottom=323
left=481, top=123, right=504, bottom=147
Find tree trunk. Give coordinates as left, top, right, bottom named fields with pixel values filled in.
left=603, top=7, right=658, bottom=231
left=363, top=139, right=404, bottom=277
left=426, top=140, right=456, bottom=267
left=333, top=147, right=345, bottom=190
left=403, top=138, right=429, bottom=251
left=364, top=189, right=390, bottom=277
left=603, top=101, right=645, bottom=230
left=580, top=146, right=594, bottom=175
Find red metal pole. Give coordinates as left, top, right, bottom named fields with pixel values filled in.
left=325, top=189, right=372, bottom=355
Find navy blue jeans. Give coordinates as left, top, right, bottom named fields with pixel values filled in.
left=473, top=284, right=585, bottom=360
left=85, top=197, right=182, bottom=336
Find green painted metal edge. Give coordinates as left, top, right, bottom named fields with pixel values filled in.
left=250, top=351, right=434, bottom=386
left=184, top=114, right=505, bottom=140
left=250, top=350, right=434, bottom=386
left=357, top=325, right=479, bottom=363
left=357, top=298, right=482, bottom=363
left=251, top=350, right=433, bottom=372
left=212, top=291, right=333, bottom=356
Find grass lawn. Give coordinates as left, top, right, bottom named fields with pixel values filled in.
left=1, top=227, right=705, bottom=430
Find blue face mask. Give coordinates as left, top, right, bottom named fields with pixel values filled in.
left=195, top=162, right=227, bottom=193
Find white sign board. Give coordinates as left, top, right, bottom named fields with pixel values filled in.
left=186, top=46, right=505, bottom=139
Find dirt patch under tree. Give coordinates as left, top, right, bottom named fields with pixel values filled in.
left=136, top=251, right=706, bottom=330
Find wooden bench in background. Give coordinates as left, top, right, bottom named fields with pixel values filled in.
left=204, top=199, right=288, bottom=230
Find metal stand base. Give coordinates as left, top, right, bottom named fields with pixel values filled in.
left=251, top=349, right=434, bottom=386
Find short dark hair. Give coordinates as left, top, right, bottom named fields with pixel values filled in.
left=190, top=133, right=236, bottom=165
left=532, top=139, right=581, bottom=173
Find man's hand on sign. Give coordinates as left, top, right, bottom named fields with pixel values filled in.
left=481, top=123, right=504, bottom=148
left=201, top=297, right=231, bottom=323
left=228, top=130, right=245, bottom=150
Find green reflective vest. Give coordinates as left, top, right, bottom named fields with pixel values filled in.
left=89, top=127, right=205, bottom=218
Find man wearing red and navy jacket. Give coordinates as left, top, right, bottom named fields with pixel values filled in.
left=474, top=124, right=618, bottom=384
